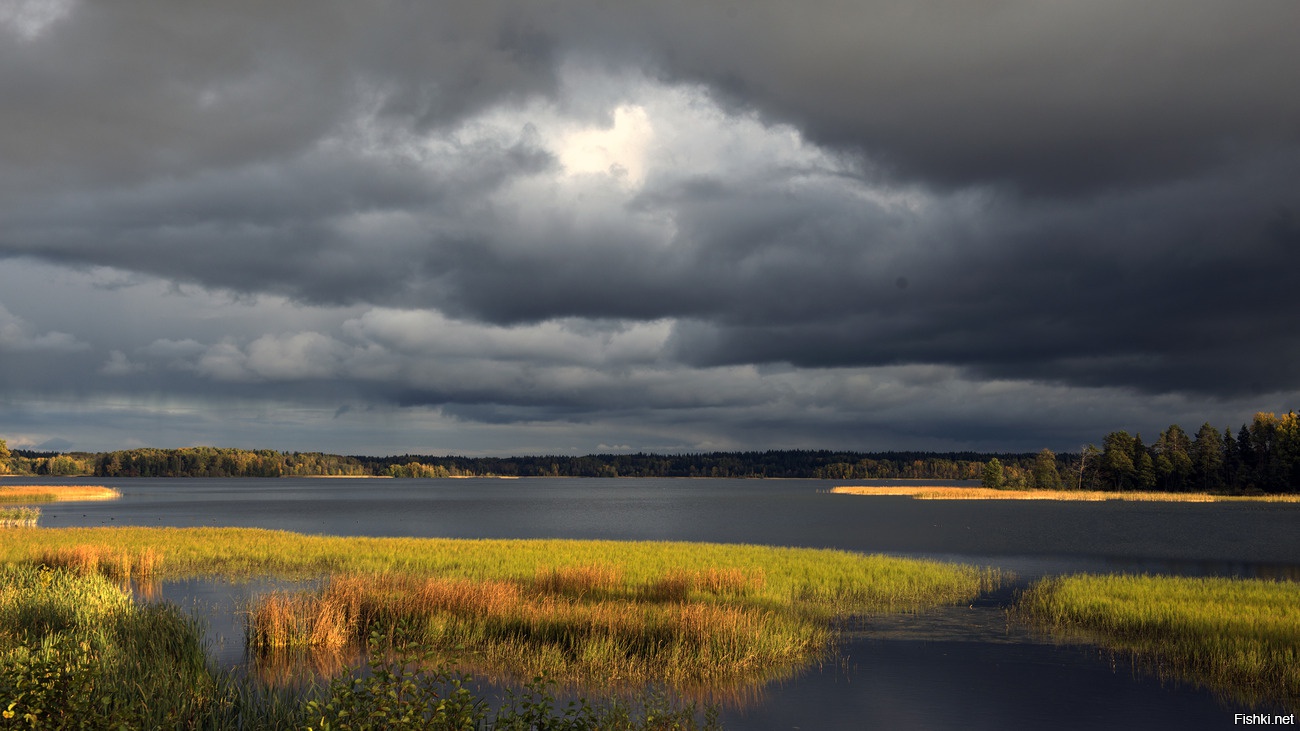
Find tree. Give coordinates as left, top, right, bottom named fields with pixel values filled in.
left=1100, top=431, right=1137, bottom=490
left=1030, top=449, right=1062, bottom=490
left=1153, top=424, right=1193, bottom=491
left=0, top=438, right=10, bottom=474
left=1077, top=444, right=1101, bottom=490
left=1135, top=451, right=1157, bottom=491
left=1274, top=411, right=1300, bottom=492
left=981, top=458, right=1005, bottom=489
left=1191, top=423, right=1224, bottom=491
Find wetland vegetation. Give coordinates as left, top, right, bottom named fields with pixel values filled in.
left=1019, top=574, right=1300, bottom=710
left=830, top=485, right=1300, bottom=502
left=1, top=527, right=1000, bottom=728
left=0, top=507, right=39, bottom=528
left=0, top=485, right=120, bottom=503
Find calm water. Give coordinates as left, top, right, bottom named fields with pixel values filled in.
left=11, top=476, right=1300, bottom=730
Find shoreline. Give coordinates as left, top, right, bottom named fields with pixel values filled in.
left=0, top=485, right=121, bottom=503
left=829, top=485, right=1300, bottom=502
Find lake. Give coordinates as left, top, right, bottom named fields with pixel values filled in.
left=11, top=476, right=1300, bottom=730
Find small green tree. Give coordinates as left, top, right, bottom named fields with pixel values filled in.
left=0, top=438, right=10, bottom=475
left=1030, top=449, right=1062, bottom=490
left=981, top=458, right=1005, bottom=489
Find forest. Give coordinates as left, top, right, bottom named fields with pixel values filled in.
left=1, top=411, right=1296, bottom=494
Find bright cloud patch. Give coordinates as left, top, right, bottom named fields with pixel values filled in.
left=557, top=104, right=653, bottom=185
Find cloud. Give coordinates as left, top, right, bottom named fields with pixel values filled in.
left=0, top=1, right=1297, bottom=454
left=0, top=302, right=86, bottom=352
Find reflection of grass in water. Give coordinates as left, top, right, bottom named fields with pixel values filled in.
left=0, top=485, right=121, bottom=503
left=1019, top=574, right=1300, bottom=710
left=831, top=485, right=1300, bottom=502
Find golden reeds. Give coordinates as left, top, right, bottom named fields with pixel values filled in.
left=0, top=485, right=121, bottom=503
left=830, top=485, right=1300, bottom=502
left=245, top=570, right=827, bottom=690
left=39, top=544, right=162, bottom=582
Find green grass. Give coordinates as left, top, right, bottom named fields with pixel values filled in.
left=0, top=565, right=726, bottom=729
left=2, top=527, right=999, bottom=702
left=1019, top=574, right=1300, bottom=709
left=0, top=508, right=38, bottom=528
left=0, top=564, right=233, bottom=729
left=0, top=527, right=999, bottom=614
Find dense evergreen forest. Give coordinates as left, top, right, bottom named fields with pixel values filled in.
left=1, top=411, right=1296, bottom=493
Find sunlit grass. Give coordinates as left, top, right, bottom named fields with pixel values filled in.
left=0, top=527, right=999, bottom=613
left=2, top=526, right=1000, bottom=697
left=0, top=485, right=121, bottom=503
left=247, top=571, right=829, bottom=691
left=0, top=506, right=39, bottom=528
left=1019, top=574, right=1300, bottom=709
left=831, top=485, right=1300, bottom=502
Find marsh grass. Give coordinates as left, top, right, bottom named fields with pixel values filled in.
left=37, top=543, right=162, bottom=582
left=1, top=566, right=721, bottom=729
left=831, top=485, right=1300, bottom=502
left=247, top=572, right=828, bottom=691
left=0, top=507, right=38, bottom=528
left=2, top=527, right=998, bottom=701
left=1019, top=574, right=1300, bottom=709
left=0, top=527, right=999, bottom=613
left=0, top=485, right=121, bottom=503
left=0, top=564, right=225, bottom=728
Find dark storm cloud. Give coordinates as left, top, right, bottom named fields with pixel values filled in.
left=2, top=0, right=1299, bottom=427
left=572, top=0, right=1300, bottom=195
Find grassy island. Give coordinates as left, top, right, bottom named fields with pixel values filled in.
left=1020, top=574, right=1300, bottom=710
left=0, top=485, right=121, bottom=503
left=0, top=507, right=39, bottom=528
left=830, top=485, right=1300, bottom=502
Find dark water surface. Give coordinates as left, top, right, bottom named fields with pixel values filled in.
left=11, top=476, right=1300, bottom=730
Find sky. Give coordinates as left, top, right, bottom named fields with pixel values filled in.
left=1, top=1, right=1298, bottom=456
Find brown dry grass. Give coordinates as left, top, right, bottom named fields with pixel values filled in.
left=0, top=485, right=121, bottom=502
left=830, top=485, right=1300, bottom=502
left=246, top=571, right=824, bottom=689
left=39, top=544, right=162, bottom=582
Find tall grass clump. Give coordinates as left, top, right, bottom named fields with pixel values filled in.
left=0, top=507, right=38, bottom=528
left=246, top=554, right=989, bottom=692
left=1019, top=574, right=1300, bottom=709
left=37, top=544, right=162, bottom=583
left=0, top=564, right=224, bottom=729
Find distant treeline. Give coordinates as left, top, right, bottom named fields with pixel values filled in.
left=0, top=411, right=1295, bottom=493
left=1082, top=411, right=1300, bottom=495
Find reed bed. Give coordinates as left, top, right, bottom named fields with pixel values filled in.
left=1019, top=574, right=1300, bottom=708
left=0, top=484, right=121, bottom=503
left=0, top=526, right=997, bottom=697
left=0, top=527, right=999, bottom=614
left=0, top=565, right=724, bottom=728
left=0, top=506, right=39, bottom=528
left=247, top=572, right=828, bottom=689
left=831, top=485, right=1300, bottom=502
left=37, top=543, right=163, bottom=582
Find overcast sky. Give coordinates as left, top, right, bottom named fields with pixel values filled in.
left=2, top=1, right=1298, bottom=456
